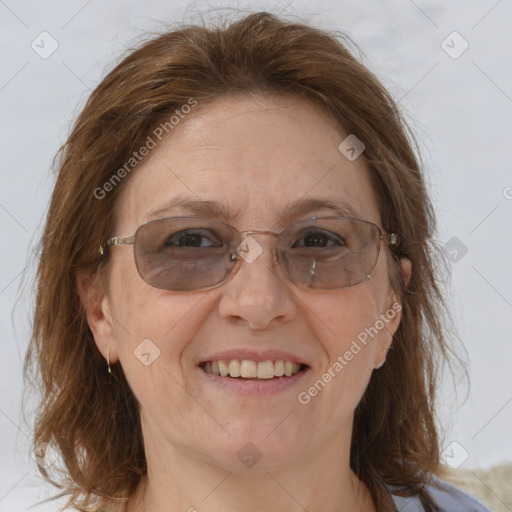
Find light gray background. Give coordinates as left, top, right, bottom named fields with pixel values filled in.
left=1, top=1, right=511, bottom=510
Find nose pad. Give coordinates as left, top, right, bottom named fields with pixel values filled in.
left=272, top=247, right=279, bottom=266
left=304, top=260, right=317, bottom=286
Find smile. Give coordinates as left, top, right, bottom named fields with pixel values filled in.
left=200, top=359, right=307, bottom=379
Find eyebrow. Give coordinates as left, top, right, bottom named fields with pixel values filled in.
left=146, top=195, right=362, bottom=223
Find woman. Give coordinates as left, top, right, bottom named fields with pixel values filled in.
left=25, top=11, right=492, bottom=512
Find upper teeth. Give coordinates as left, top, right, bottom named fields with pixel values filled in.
left=203, top=360, right=302, bottom=379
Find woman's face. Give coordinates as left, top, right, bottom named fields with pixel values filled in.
left=88, top=94, right=406, bottom=472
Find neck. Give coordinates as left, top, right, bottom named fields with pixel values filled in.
left=125, top=421, right=376, bottom=512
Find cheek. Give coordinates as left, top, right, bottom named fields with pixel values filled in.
left=107, top=257, right=206, bottom=379
left=310, top=284, right=384, bottom=348
left=305, top=275, right=390, bottom=396
left=108, top=290, right=210, bottom=421
left=324, top=305, right=380, bottom=388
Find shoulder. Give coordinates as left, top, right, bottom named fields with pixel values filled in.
left=390, top=474, right=493, bottom=511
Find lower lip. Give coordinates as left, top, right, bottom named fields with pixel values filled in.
left=198, top=366, right=310, bottom=395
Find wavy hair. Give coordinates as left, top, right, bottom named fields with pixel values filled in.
left=25, top=11, right=459, bottom=511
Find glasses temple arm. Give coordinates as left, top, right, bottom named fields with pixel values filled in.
left=99, top=235, right=136, bottom=256
left=381, top=233, right=399, bottom=245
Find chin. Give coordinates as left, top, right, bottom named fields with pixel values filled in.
left=197, top=421, right=305, bottom=472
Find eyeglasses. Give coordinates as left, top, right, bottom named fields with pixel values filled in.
left=99, top=216, right=399, bottom=292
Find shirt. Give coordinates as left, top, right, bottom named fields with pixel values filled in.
left=390, top=474, right=494, bottom=511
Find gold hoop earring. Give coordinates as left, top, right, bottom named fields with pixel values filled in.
left=107, top=347, right=112, bottom=374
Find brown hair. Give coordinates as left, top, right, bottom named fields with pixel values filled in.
left=25, top=11, right=459, bottom=511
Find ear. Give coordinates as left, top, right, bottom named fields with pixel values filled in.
left=374, top=257, right=412, bottom=369
left=400, top=256, right=412, bottom=289
left=76, top=268, right=119, bottom=364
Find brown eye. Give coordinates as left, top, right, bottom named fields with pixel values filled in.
left=164, top=229, right=223, bottom=248
left=292, top=229, right=346, bottom=249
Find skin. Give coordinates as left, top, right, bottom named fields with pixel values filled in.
left=79, top=94, right=411, bottom=512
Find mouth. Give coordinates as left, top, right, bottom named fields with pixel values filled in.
left=199, top=359, right=309, bottom=380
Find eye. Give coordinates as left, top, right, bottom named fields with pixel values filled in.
left=291, top=229, right=346, bottom=249
left=164, top=229, right=223, bottom=248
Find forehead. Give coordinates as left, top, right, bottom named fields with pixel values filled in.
left=115, top=94, right=381, bottom=232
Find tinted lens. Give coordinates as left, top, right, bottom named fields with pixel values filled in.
left=279, top=217, right=381, bottom=289
left=133, top=217, right=238, bottom=291
left=131, top=216, right=382, bottom=291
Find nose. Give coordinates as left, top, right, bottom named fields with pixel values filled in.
left=218, top=235, right=297, bottom=329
